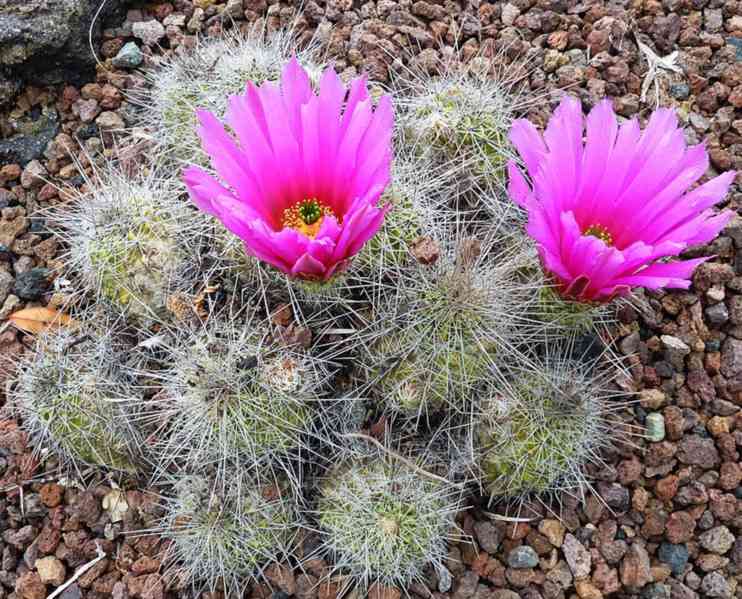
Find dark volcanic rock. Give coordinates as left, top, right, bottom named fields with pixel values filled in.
left=0, top=0, right=130, bottom=105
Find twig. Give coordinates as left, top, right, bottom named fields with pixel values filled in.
left=341, top=432, right=465, bottom=488
left=483, top=511, right=537, bottom=523
left=47, top=541, right=106, bottom=599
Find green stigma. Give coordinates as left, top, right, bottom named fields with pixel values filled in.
left=583, top=224, right=613, bottom=246
left=297, top=199, right=322, bottom=225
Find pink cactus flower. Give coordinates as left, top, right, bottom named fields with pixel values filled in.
left=508, top=96, right=735, bottom=303
left=183, top=58, right=393, bottom=281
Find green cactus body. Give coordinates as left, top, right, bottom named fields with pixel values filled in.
left=408, top=83, right=511, bottom=187
left=479, top=378, right=594, bottom=497
left=357, top=186, right=423, bottom=272
left=537, top=285, right=598, bottom=332
left=206, top=390, right=311, bottom=458
left=318, top=458, right=453, bottom=586
left=37, top=392, right=137, bottom=473
left=167, top=476, right=297, bottom=588
left=88, top=214, right=182, bottom=319
left=374, top=325, right=491, bottom=413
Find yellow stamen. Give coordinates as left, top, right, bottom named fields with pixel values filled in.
left=583, top=223, right=613, bottom=246
left=281, top=198, right=336, bottom=239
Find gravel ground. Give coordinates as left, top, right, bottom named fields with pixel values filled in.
left=1, top=1, right=742, bottom=598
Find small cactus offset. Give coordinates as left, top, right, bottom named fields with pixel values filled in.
left=393, top=57, right=527, bottom=215
left=56, top=166, right=211, bottom=323
left=315, top=451, right=462, bottom=590
left=134, top=25, right=324, bottom=165
left=158, top=472, right=300, bottom=596
left=357, top=231, right=539, bottom=419
left=476, top=343, right=628, bottom=501
left=9, top=323, right=143, bottom=475
left=146, top=314, right=330, bottom=485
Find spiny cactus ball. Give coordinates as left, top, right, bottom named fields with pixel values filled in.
left=359, top=235, right=535, bottom=418
left=477, top=355, right=622, bottom=500
left=138, top=26, right=324, bottom=165
left=396, top=67, right=519, bottom=199
left=160, top=473, right=299, bottom=595
left=10, top=326, right=142, bottom=474
left=149, top=317, right=328, bottom=482
left=317, top=455, right=460, bottom=589
left=58, top=167, right=209, bottom=323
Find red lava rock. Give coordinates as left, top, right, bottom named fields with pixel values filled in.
left=677, top=435, right=720, bottom=468
left=140, top=574, right=165, bottom=599
left=15, top=571, right=46, bottom=599
left=619, top=542, right=651, bottom=591
left=39, top=483, right=64, bottom=508
left=130, top=556, right=160, bottom=576
left=718, top=461, right=742, bottom=490
left=36, top=524, right=61, bottom=554
left=709, top=489, right=738, bottom=522
left=77, top=558, right=109, bottom=588
left=655, top=474, right=679, bottom=502
left=665, top=511, right=696, bottom=544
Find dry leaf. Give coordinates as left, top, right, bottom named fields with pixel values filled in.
left=8, top=307, right=77, bottom=335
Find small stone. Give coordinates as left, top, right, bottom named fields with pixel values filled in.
left=660, top=335, right=690, bottom=369
left=705, top=302, right=728, bottom=325
left=669, top=83, right=690, bottom=100
left=620, top=543, right=652, bottom=591
left=575, top=579, right=603, bottom=599
left=657, top=543, right=688, bottom=576
left=645, top=413, right=666, bottom=442
left=666, top=511, right=696, bottom=544
left=132, top=20, right=165, bottom=46
left=20, top=160, right=47, bottom=189
left=563, top=533, right=591, bottom=579
left=13, top=268, right=50, bottom=300
left=36, top=556, right=66, bottom=586
left=473, top=520, right=502, bottom=555
left=410, top=236, right=439, bottom=264
left=639, top=389, right=666, bottom=409
left=677, top=435, right=720, bottom=468
left=501, top=3, right=520, bottom=26
left=699, top=526, right=735, bottom=554
left=112, top=42, right=143, bottom=68
left=700, top=571, right=731, bottom=598
left=76, top=98, right=100, bottom=122
left=96, top=111, right=125, bottom=130
left=538, top=519, right=565, bottom=548
left=507, top=546, right=538, bottom=569
left=16, top=572, right=46, bottom=599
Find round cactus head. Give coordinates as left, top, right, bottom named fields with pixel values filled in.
left=149, top=315, right=327, bottom=484
left=57, top=166, right=210, bottom=323
left=477, top=350, right=625, bottom=501
left=160, top=472, right=299, bottom=595
left=316, top=453, right=461, bottom=589
left=359, top=233, right=535, bottom=418
left=136, top=25, right=324, bottom=165
left=10, top=323, right=142, bottom=474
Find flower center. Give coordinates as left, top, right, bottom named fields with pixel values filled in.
left=282, top=199, right=336, bottom=239
left=583, top=223, right=613, bottom=246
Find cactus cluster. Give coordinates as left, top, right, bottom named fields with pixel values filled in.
left=5, top=22, right=636, bottom=599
